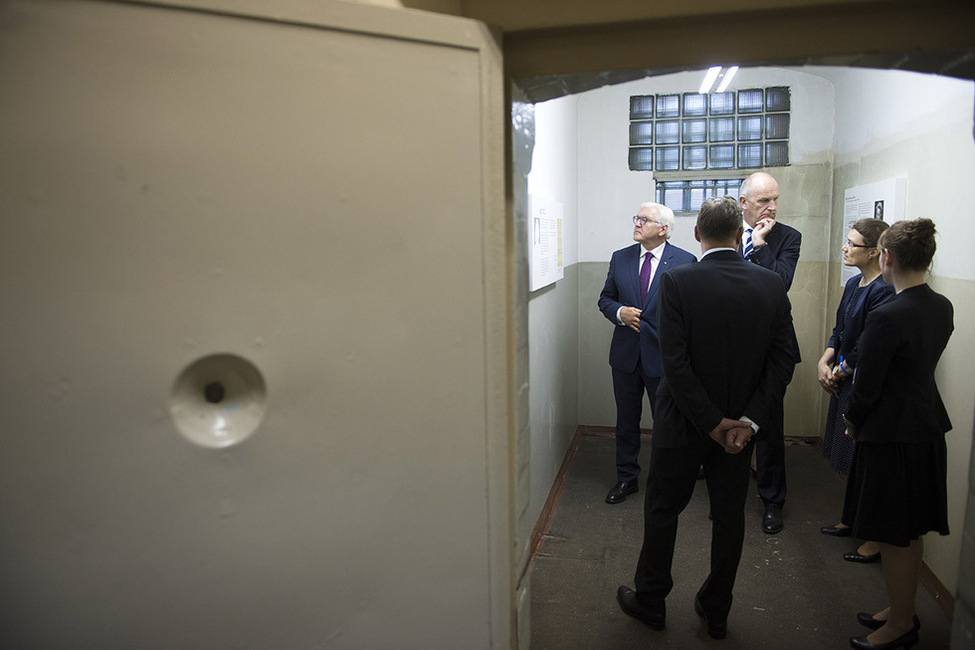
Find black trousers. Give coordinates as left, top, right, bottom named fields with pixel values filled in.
left=755, top=398, right=787, bottom=507
left=612, top=364, right=659, bottom=484
left=633, top=434, right=754, bottom=621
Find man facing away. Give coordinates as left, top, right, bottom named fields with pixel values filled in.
left=597, top=202, right=696, bottom=504
left=738, top=172, right=802, bottom=534
left=616, top=195, right=797, bottom=640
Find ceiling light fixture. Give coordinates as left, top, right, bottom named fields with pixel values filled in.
left=698, top=66, right=722, bottom=94
left=716, top=65, right=739, bottom=93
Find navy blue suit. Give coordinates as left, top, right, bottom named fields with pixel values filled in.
left=598, top=241, right=697, bottom=483
left=739, top=222, right=801, bottom=508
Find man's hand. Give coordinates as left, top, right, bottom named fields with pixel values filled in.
left=751, top=216, right=776, bottom=246
left=620, top=306, right=642, bottom=332
left=708, top=417, right=753, bottom=454
left=724, top=426, right=754, bottom=453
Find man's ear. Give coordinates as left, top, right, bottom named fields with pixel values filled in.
left=735, top=226, right=744, bottom=247
left=694, top=225, right=701, bottom=243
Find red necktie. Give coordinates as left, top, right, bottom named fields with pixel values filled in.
left=640, top=251, right=653, bottom=303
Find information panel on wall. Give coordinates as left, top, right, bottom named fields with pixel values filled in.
left=841, top=177, right=907, bottom=286
left=529, top=194, right=564, bottom=291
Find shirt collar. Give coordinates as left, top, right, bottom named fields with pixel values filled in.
left=641, top=240, right=667, bottom=258
left=702, top=247, right=736, bottom=259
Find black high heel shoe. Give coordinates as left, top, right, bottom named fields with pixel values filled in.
left=856, top=613, right=921, bottom=632
left=821, top=524, right=852, bottom=537
left=849, top=626, right=919, bottom=650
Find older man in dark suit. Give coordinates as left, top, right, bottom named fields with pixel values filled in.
left=616, top=195, right=797, bottom=639
left=738, top=171, right=802, bottom=534
left=598, top=202, right=696, bottom=504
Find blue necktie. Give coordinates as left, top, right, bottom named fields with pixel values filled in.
left=640, top=252, right=653, bottom=303
left=743, top=228, right=754, bottom=259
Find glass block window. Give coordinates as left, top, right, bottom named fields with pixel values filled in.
left=628, top=86, right=790, bottom=171
left=766, top=141, right=789, bottom=166
left=683, top=145, right=707, bottom=170
left=655, top=146, right=680, bottom=171
left=709, top=145, right=735, bottom=169
left=681, top=119, right=707, bottom=143
left=737, top=115, right=763, bottom=141
left=656, top=94, right=680, bottom=118
left=709, top=92, right=735, bottom=115
left=630, top=122, right=654, bottom=146
left=628, top=147, right=654, bottom=170
left=738, top=143, right=763, bottom=168
left=737, top=89, right=764, bottom=113
left=765, top=113, right=790, bottom=139
left=655, top=179, right=743, bottom=213
left=709, top=117, right=734, bottom=142
left=682, top=93, right=708, bottom=116
left=655, top=120, right=680, bottom=144
left=630, top=95, right=654, bottom=120
left=765, top=86, right=791, bottom=112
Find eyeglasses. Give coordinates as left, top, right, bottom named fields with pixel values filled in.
left=633, top=216, right=663, bottom=227
left=844, top=239, right=871, bottom=248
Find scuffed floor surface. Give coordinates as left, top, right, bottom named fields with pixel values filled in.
left=530, top=434, right=951, bottom=649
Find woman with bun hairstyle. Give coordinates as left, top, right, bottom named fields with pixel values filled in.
left=841, top=219, right=953, bottom=650
left=817, top=218, right=894, bottom=566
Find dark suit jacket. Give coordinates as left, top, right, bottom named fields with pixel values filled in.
left=845, top=284, right=953, bottom=444
left=598, top=241, right=697, bottom=377
left=827, top=273, right=894, bottom=370
left=741, top=222, right=801, bottom=291
left=652, top=250, right=797, bottom=448
left=740, top=222, right=802, bottom=364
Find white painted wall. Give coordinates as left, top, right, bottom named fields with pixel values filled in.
left=824, top=67, right=975, bottom=280
left=526, top=95, right=581, bottom=525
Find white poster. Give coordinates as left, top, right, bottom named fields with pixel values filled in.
left=841, top=177, right=907, bottom=285
left=529, top=195, right=564, bottom=291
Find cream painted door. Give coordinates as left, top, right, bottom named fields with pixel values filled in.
left=0, top=1, right=509, bottom=647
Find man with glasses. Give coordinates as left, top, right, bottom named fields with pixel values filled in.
left=738, top=172, right=802, bottom=534
left=598, top=202, right=696, bottom=504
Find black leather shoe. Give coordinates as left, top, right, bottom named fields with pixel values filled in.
left=694, top=596, right=727, bottom=640
left=857, top=613, right=921, bottom=632
left=821, top=524, right=853, bottom=537
left=762, top=504, right=783, bottom=534
left=616, top=586, right=665, bottom=630
left=849, top=625, right=918, bottom=649
left=606, top=480, right=638, bottom=504
left=844, top=550, right=881, bottom=563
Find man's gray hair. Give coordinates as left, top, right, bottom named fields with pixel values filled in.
left=638, top=202, right=675, bottom=240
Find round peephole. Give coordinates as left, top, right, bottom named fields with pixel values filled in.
left=169, top=354, right=267, bottom=448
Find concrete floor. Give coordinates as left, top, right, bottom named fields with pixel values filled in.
left=529, top=433, right=952, bottom=649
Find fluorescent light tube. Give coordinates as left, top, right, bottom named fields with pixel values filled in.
left=699, top=66, right=721, bottom=94
left=716, top=65, right=739, bottom=93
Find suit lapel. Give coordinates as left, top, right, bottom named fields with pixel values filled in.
left=626, top=244, right=643, bottom=302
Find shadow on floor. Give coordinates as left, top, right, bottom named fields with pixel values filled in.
left=529, top=433, right=951, bottom=649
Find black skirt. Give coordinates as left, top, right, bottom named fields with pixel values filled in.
left=841, top=437, right=949, bottom=546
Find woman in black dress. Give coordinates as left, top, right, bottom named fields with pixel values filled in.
left=817, top=219, right=893, bottom=564
left=841, top=219, right=953, bottom=650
